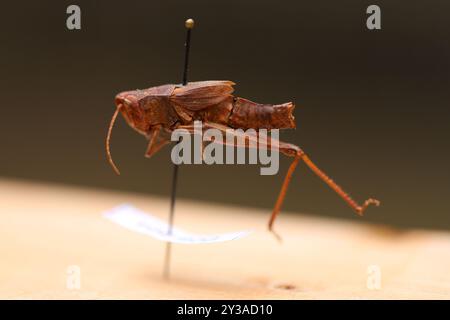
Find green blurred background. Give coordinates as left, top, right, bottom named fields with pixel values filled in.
left=1, top=1, right=449, bottom=229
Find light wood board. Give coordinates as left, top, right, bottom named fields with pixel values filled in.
left=0, top=178, right=449, bottom=299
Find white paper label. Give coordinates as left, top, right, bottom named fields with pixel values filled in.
left=103, top=204, right=251, bottom=244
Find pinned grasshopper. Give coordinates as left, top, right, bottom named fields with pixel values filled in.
left=106, top=80, right=379, bottom=239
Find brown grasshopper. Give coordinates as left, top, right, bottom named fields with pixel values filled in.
left=106, top=80, right=379, bottom=237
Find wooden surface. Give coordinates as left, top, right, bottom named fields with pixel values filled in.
left=0, top=178, right=449, bottom=299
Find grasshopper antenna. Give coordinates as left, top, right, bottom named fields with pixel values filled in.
left=106, top=105, right=122, bottom=175
left=163, top=18, right=194, bottom=280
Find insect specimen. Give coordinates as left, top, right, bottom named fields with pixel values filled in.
left=106, top=80, right=380, bottom=239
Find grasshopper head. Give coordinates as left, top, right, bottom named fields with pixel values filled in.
left=106, top=85, right=175, bottom=175
left=114, top=91, right=149, bottom=135
left=105, top=91, right=145, bottom=175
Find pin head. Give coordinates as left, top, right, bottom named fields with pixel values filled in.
left=185, top=18, right=194, bottom=29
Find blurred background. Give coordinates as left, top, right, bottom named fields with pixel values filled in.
left=0, top=0, right=449, bottom=229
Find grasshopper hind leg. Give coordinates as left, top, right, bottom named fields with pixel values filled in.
left=172, top=122, right=380, bottom=241
left=269, top=145, right=380, bottom=241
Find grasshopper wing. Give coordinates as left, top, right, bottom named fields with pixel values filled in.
left=170, top=80, right=235, bottom=111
